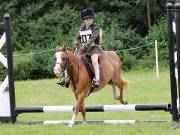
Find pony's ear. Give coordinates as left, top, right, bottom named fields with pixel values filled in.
left=63, top=44, right=67, bottom=51
left=56, top=46, right=60, bottom=52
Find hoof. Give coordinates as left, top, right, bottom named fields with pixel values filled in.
left=123, top=100, right=128, bottom=105
left=67, top=124, right=74, bottom=128
left=67, top=121, right=74, bottom=128
left=65, top=83, right=70, bottom=88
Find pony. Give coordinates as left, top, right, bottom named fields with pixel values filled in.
left=54, top=45, right=128, bottom=127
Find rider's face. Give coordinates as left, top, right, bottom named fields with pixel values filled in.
left=83, top=18, right=94, bottom=27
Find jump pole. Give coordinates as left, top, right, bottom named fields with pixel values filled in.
left=16, top=120, right=169, bottom=125
left=14, top=104, right=170, bottom=114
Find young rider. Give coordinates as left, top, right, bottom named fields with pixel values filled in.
left=58, top=8, right=102, bottom=88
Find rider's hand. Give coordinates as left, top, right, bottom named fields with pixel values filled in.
left=78, top=54, right=84, bottom=59
left=73, top=44, right=77, bottom=49
left=80, top=46, right=87, bottom=53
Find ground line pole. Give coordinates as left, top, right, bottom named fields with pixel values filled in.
left=166, top=3, right=179, bottom=121
left=4, top=14, right=16, bottom=123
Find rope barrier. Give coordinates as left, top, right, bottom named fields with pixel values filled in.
left=117, top=42, right=154, bottom=52
left=13, top=49, right=54, bottom=57
left=12, top=41, right=162, bottom=57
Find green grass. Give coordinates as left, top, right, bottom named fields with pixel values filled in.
left=0, top=69, right=180, bottom=135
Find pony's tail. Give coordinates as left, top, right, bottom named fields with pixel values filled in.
left=120, top=78, right=128, bottom=90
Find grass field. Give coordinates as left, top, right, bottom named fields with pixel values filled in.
left=0, top=69, right=180, bottom=135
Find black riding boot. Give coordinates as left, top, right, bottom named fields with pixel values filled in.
left=57, top=78, right=66, bottom=85
left=57, top=78, right=70, bottom=88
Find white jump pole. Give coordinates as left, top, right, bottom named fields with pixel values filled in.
left=25, top=120, right=168, bottom=125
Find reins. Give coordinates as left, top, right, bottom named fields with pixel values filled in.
left=65, top=52, right=80, bottom=90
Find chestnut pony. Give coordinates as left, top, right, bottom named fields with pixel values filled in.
left=54, top=45, right=128, bottom=127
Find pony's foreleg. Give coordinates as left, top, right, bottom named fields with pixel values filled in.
left=112, top=84, right=119, bottom=100
left=68, top=93, right=86, bottom=128
left=68, top=111, right=77, bottom=128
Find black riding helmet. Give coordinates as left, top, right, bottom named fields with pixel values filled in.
left=81, top=8, right=95, bottom=20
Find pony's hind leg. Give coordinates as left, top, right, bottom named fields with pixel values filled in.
left=114, top=79, right=128, bottom=105
left=112, top=84, right=120, bottom=100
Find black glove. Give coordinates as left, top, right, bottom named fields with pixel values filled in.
left=80, top=46, right=87, bottom=53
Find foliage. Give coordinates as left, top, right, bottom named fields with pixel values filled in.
left=11, top=6, right=80, bottom=51
left=0, top=0, right=170, bottom=80
left=28, top=53, right=55, bottom=79
left=146, top=17, right=168, bottom=45
left=0, top=65, right=6, bottom=81
left=145, top=17, right=169, bottom=65
left=13, top=52, right=55, bottom=80
left=119, top=52, right=137, bottom=71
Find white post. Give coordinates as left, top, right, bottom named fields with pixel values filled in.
left=155, top=40, right=159, bottom=78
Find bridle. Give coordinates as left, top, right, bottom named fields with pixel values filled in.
left=55, top=51, right=78, bottom=89
left=55, top=52, right=69, bottom=71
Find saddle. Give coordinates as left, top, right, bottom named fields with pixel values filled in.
left=81, top=56, right=104, bottom=94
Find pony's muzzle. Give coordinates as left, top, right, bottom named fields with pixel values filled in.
left=54, top=64, right=62, bottom=77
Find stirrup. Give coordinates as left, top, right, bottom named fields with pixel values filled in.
left=57, top=79, right=66, bottom=86
left=57, top=77, right=70, bottom=88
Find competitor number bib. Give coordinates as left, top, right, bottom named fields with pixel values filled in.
left=80, top=30, right=92, bottom=43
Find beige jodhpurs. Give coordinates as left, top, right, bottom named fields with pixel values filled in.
left=91, top=54, right=100, bottom=81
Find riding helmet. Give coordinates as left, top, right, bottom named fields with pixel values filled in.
left=80, top=8, right=95, bottom=19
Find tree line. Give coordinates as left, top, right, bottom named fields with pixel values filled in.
left=0, top=0, right=177, bottom=80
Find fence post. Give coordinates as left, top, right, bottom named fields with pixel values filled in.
left=166, top=3, right=179, bottom=121
left=155, top=40, right=159, bottom=78
left=4, top=14, right=16, bottom=123
left=175, top=3, right=180, bottom=120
